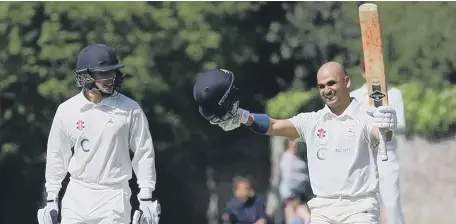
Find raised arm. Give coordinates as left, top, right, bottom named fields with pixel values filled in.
left=238, top=109, right=315, bottom=142
left=211, top=108, right=315, bottom=142
left=245, top=114, right=300, bottom=140
left=193, top=69, right=314, bottom=141
left=366, top=105, right=399, bottom=145
left=389, top=88, right=406, bottom=134
left=45, top=106, right=73, bottom=201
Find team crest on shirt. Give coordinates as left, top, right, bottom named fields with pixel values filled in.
left=346, top=128, right=355, bottom=137
left=345, top=123, right=356, bottom=137
left=106, top=116, right=115, bottom=127
left=316, top=127, right=329, bottom=145
left=76, top=120, right=84, bottom=131
left=317, top=128, right=326, bottom=139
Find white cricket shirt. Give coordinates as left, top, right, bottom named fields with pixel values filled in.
left=288, top=98, right=379, bottom=198
left=45, top=91, right=156, bottom=200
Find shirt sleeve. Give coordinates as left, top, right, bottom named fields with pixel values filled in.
left=389, top=88, right=406, bottom=134
left=129, top=107, right=156, bottom=198
left=287, top=112, right=315, bottom=142
left=255, top=196, right=267, bottom=220
left=223, top=200, right=236, bottom=223
left=45, top=106, right=73, bottom=201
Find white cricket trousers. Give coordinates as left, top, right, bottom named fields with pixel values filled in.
left=61, top=178, right=132, bottom=224
left=307, top=193, right=379, bottom=224
left=377, top=146, right=405, bottom=224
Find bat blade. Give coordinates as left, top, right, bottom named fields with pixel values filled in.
left=359, top=3, right=390, bottom=161
left=359, top=3, right=388, bottom=107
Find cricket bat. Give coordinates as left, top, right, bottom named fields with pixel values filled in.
left=359, top=3, right=389, bottom=161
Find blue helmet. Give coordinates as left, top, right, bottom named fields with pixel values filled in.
left=74, top=44, right=126, bottom=93
left=193, top=69, right=239, bottom=123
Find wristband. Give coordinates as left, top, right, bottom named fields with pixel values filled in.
left=139, top=188, right=153, bottom=199
left=249, top=113, right=270, bottom=134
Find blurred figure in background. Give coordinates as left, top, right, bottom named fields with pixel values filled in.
left=350, top=60, right=406, bottom=224
left=222, top=176, right=269, bottom=224
left=279, top=141, right=311, bottom=224
left=283, top=195, right=310, bottom=224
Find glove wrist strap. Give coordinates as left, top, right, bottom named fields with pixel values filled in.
left=138, top=188, right=153, bottom=200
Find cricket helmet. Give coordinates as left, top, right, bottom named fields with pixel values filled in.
left=74, top=44, right=126, bottom=94
left=193, top=69, right=239, bottom=123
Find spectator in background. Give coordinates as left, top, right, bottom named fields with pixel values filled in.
left=279, top=141, right=312, bottom=224
left=222, top=176, right=269, bottom=224
left=350, top=60, right=406, bottom=224
left=283, top=194, right=310, bottom=224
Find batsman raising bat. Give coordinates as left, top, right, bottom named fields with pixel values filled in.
left=355, top=3, right=407, bottom=224
left=193, top=63, right=397, bottom=223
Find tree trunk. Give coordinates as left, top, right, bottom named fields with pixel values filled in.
left=265, top=135, right=286, bottom=224
left=206, top=166, right=219, bottom=224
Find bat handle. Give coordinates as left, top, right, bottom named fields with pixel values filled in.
left=378, top=128, right=389, bottom=161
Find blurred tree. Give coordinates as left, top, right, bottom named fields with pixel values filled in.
left=264, top=1, right=456, bottom=137
left=264, top=3, right=456, bottom=218
left=0, top=2, right=269, bottom=224
left=265, top=2, right=361, bottom=89
left=0, top=2, right=455, bottom=224
left=398, top=83, right=456, bottom=139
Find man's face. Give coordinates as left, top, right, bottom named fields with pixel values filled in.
left=235, top=181, right=251, bottom=202
left=93, top=71, right=116, bottom=94
left=317, top=71, right=350, bottom=108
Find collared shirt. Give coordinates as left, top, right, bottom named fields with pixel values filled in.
left=45, top=91, right=156, bottom=200
left=224, top=195, right=267, bottom=224
left=350, top=84, right=406, bottom=157
left=288, top=98, right=379, bottom=198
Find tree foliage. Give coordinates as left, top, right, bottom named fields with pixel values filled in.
left=265, top=1, right=456, bottom=137
left=0, top=2, right=259, bottom=223
left=0, top=2, right=453, bottom=224
left=399, top=83, right=456, bottom=137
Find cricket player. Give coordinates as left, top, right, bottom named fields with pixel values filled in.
left=193, top=62, right=398, bottom=224
left=350, top=60, right=406, bottom=224
left=37, top=44, right=160, bottom=224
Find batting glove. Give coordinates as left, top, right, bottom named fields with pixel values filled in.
left=133, top=199, right=161, bottom=224
left=211, top=108, right=250, bottom=131
left=37, top=200, right=59, bottom=224
left=366, top=106, right=397, bottom=131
